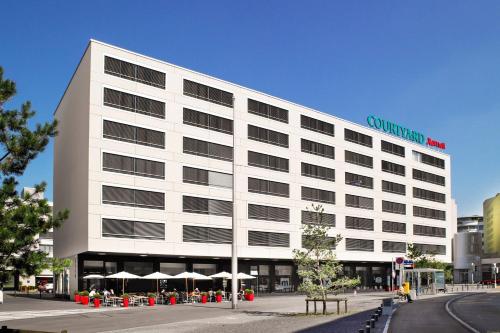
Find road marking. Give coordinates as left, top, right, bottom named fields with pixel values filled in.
left=444, top=293, right=481, bottom=333
left=382, top=307, right=397, bottom=333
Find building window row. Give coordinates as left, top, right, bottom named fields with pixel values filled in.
left=248, top=99, right=288, bottom=123
left=302, top=235, right=337, bottom=249
left=413, top=224, right=446, bottom=238
left=102, top=218, right=165, bottom=240
left=183, top=79, right=233, bottom=107
left=183, top=225, right=232, bottom=244
left=183, top=108, right=233, bottom=134
left=248, top=151, right=289, bottom=173
left=302, top=162, right=335, bottom=182
left=248, top=124, right=289, bottom=148
left=382, top=180, right=406, bottom=196
left=248, top=204, right=290, bottom=223
left=413, top=206, right=446, bottom=221
left=345, top=216, right=374, bottom=231
left=414, top=243, right=446, bottom=255
left=382, top=160, right=405, bottom=176
left=382, top=221, right=406, bottom=234
left=301, top=115, right=335, bottom=137
left=345, top=172, right=373, bottom=189
left=382, top=241, right=406, bottom=253
left=248, top=177, right=289, bottom=197
left=301, top=210, right=336, bottom=226
left=103, top=120, right=165, bottom=149
left=382, top=200, right=406, bottom=215
left=345, top=150, right=373, bottom=168
left=301, top=139, right=335, bottom=159
left=248, top=230, right=290, bottom=247
left=182, top=166, right=232, bottom=188
left=103, top=152, right=165, bottom=179
left=381, top=140, right=405, bottom=157
left=302, top=186, right=336, bottom=204
left=102, top=185, right=165, bottom=210
left=413, top=169, right=445, bottom=186
left=345, top=194, right=374, bottom=210
left=344, top=128, right=373, bottom=147
left=183, top=137, right=233, bottom=161
left=345, top=238, right=374, bottom=252
left=413, top=187, right=446, bottom=203
left=104, top=56, right=166, bottom=89
left=183, top=195, right=233, bottom=216
left=413, top=150, right=445, bottom=169
left=104, top=88, right=165, bottom=119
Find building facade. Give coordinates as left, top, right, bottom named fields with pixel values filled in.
left=54, top=40, right=455, bottom=294
left=453, top=216, right=483, bottom=283
left=482, top=194, right=500, bottom=280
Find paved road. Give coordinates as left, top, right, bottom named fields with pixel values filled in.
left=389, top=294, right=468, bottom=333
left=449, top=292, right=500, bottom=333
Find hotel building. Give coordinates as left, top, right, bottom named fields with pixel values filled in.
left=54, top=40, right=455, bottom=293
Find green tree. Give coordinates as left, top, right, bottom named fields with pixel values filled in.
left=293, top=204, right=360, bottom=300
left=51, top=258, right=72, bottom=295
left=407, top=243, right=453, bottom=283
left=0, top=66, right=69, bottom=290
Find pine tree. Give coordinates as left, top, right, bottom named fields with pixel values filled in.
left=0, top=66, right=69, bottom=290
left=293, top=204, right=360, bottom=300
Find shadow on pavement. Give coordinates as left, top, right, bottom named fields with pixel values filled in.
left=295, top=308, right=378, bottom=333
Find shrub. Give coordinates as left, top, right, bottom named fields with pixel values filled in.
left=200, top=292, right=208, bottom=296
left=121, top=293, right=130, bottom=299
left=79, top=291, right=89, bottom=296
left=148, top=293, right=156, bottom=298
left=244, top=288, right=254, bottom=295
left=168, top=292, right=178, bottom=298
left=73, top=290, right=79, bottom=295
left=94, top=292, right=102, bottom=299
left=215, top=290, right=223, bottom=296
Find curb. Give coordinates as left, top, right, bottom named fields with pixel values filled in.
left=444, top=293, right=482, bottom=333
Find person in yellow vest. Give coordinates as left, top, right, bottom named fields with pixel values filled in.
left=403, top=282, right=413, bottom=303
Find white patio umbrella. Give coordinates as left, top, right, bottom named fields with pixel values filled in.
left=173, top=272, right=210, bottom=293
left=82, top=274, right=105, bottom=279
left=106, top=271, right=141, bottom=294
left=228, top=272, right=257, bottom=280
left=141, top=272, right=173, bottom=295
left=209, top=271, right=233, bottom=295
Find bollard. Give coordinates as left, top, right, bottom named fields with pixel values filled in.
left=373, top=313, right=378, bottom=321
left=365, top=325, right=371, bottom=333
left=359, top=329, right=364, bottom=333
left=370, top=319, right=375, bottom=328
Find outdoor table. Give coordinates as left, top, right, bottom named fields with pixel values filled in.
left=305, top=298, right=348, bottom=315
left=108, top=296, right=121, bottom=306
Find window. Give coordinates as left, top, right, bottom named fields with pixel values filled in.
left=248, top=204, right=290, bottom=223
left=413, top=169, right=445, bottom=186
left=103, top=88, right=165, bottom=119
left=160, top=263, right=186, bottom=275
left=183, top=79, right=233, bottom=107
left=382, top=200, right=406, bottom=215
left=302, top=235, right=337, bottom=249
left=183, top=137, right=233, bottom=161
left=413, top=225, right=446, bottom=238
left=414, top=243, right=446, bottom=255
left=104, top=56, right=165, bottom=89
left=381, top=140, right=405, bottom=157
left=345, top=216, right=374, bottom=231
left=345, top=238, right=374, bottom=252
left=103, top=153, right=165, bottom=179
left=248, top=99, right=288, bottom=123
left=247, top=125, right=288, bottom=148
left=301, top=139, right=335, bottom=159
left=413, top=187, right=446, bottom=203
left=182, top=196, right=233, bottom=216
left=183, top=225, right=232, bottom=244
left=124, top=262, right=154, bottom=276
left=345, top=194, right=374, bottom=210
left=381, top=160, right=405, bottom=176
left=302, top=163, right=335, bottom=182
left=382, top=241, right=406, bottom=253
left=103, top=120, right=165, bottom=149
left=193, top=263, right=217, bottom=276
left=183, top=108, right=233, bottom=134
left=382, top=180, right=406, bottom=195
left=248, top=231, right=290, bottom=247
left=412, top=151, right=445, bottom=169
left=382, top=221, right=406, bottom=234
left=345, top=150, right=373, bottom=168
left=102, top=185, right=165, bottom=210
left=344, top=128, right=372, bottom=147
left=248, top=151, right=289, bottom=172
left=183, top=166, right=232, bottom=188
left=39, top=244, right=53, bottom=257
left=345, top=172, right=373, bottom=189
left=301, top=210, right=336, bottom=226
left=301, top=115, right=334, bottom=136
left=248, top=178, right=289, bottom=197
left=413, top=206, right=446, bottom=221
left=102, top=218, right=164, bottom=240
left=302, top=186, right=336, bottom=204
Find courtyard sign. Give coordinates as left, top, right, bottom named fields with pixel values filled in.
left=367, top=115, right=446, bottom=150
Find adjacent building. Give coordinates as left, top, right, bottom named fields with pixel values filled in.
left=482, top=194, right=500, bottom=280
left=54, top=40, right=455, bottom=294
left=453, top=216, right=483, bottom=283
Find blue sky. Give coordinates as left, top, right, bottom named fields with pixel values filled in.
left=2, top=1, right=500, bottom=215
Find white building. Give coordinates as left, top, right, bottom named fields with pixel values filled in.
left=54, top=40, right=455, bottom=294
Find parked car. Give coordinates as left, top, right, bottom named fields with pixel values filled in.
left=43, top=283, right=53, bottom=293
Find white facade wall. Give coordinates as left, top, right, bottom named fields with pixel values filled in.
left=54, top=40, right=454, bottom=266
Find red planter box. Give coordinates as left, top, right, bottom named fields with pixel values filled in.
left=122, top=298, right=129, bottom=307
left=245, top=293, right=254, bottom=301
left=216, top=295, right=222, bottom=303
left=148, top=297, right=155, bottom=306
left=169, top=297, right=176, bottom=305
left=74, top=294, right=81, bottom=303
left=81, top=296, right=89, bottom=305
left=94, top=298, right=101, bottom=308
left=201, top=295, right=207, bottom=303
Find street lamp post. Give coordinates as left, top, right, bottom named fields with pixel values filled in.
left=494, top=263, right=497, bottom=289
left=471, top=262, right=475, bottom=284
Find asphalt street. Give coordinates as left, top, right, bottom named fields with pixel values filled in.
left=450, top=292, right=500, bottom=333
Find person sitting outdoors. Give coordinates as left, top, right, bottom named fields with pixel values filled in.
left=109, top=289, right=115, bottom=296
